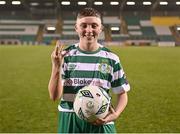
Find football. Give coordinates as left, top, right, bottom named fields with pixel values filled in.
left=73, top=85, right=111, bottom=122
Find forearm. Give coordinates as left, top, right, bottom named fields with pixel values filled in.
left=114, top=92, right=128, bottom=117
left=92, top=92, right=128, bottom=125
left=48, top=65, right=63, bottom=101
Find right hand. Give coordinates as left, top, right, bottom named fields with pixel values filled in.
left=51, top=40, right=66, bottom=67
left=92, top=106, right=117, bottom=126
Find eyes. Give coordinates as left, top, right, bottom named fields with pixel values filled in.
left=80, top=23, right=99, bottom=29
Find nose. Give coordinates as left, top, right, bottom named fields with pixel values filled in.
left=86, top=25, right=93, bottom=33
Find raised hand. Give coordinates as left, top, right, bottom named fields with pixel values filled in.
left=51, top=40, right=65, bottom=67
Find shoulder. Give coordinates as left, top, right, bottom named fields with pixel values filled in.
left=100, top=45, right=111, bottom=52
left=64, top=43, right=78, bottom=51
left=100, top=45, right=120, bottom=63
left=64, top=43, right=79, bottom=56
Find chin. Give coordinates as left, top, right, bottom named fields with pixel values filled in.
left=87, top=39, right=96, bottom=44
left=81, top=36, right=97, bottom=43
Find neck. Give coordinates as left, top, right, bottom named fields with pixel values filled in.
left=79, top=40, right=99, bottom=52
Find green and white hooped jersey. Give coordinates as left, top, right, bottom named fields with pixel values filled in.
left=58, top=43, right=130, bottom=112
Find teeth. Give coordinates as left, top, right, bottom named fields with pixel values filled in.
left=86, top=35, right=93, bottom=37
left=82, top=34, right=95, bottom=38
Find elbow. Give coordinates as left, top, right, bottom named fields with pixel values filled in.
left=48, top=82, right=63, bottom=101
left=48, top=87, right=62, bottom=101
left=49, top=91, right=58, bottom=101
left=49, top=95, right=57, bottom=101
left=48, top=87, right=58, bottom=101
left=119, top=91, right=128, bottom=103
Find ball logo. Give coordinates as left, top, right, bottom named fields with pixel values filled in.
left=96, top=93, right=101, bottom=97
left=96, top=103, right=108, bottom=114
left=78, top=108, right=86, bottom=120
left=86, top=101, right=94, bottom=109
left=80, top=90, right=93, bottom=98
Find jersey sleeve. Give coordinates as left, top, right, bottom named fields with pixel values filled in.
left=111, top=58, right=130, bottom=94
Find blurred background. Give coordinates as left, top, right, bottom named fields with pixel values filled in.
left=0, top=0, right=179, bottom=46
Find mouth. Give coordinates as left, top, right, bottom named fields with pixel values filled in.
left=83, top=34, right=95, bottom=39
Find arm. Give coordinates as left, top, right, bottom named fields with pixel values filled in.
left=105, top=91, right=128, bottom=122
left=48, top=64, right=63, bottom=101
left=48, top=41, right=64, bottom=101
left=93, top=91, right=128, bottom=125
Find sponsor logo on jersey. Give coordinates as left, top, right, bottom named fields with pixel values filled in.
left=64, top=79, right=73, bottom=86
left=64, top=78, right=103, bottom=87
left=74, top=79, right=92, bottom=85
left=68, top=64, right=76, bottom=71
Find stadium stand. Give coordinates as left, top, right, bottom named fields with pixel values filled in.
left=151, top=17, right=180, bottom=46
left=103, top=16, right=121, bottom=41
left=0, top=0, right=179, bottom=46
left=0, top=20, right=39, bottom=44
left=140, top=20, right=157, bottom=38
left=62, top=19, right=77, bottom=39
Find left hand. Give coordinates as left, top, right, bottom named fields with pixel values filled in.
left=92, top=106, right=119, bottom=126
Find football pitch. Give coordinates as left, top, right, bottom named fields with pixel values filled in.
left=0, top=45, right=180, bottom=133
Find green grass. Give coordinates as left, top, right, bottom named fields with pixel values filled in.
left=0, top=45, right=180, bottom=132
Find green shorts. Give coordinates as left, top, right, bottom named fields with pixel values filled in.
left=58, top=111, right=116, bottom=133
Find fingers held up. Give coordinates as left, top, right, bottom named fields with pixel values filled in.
left=51, top=40, right=67, bottom=66
left=55, top=40, right=64, bottom=57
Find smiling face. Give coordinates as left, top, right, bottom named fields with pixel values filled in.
left=75, top=16, right=102, bottom=44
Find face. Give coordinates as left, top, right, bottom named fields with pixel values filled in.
left=75, top=16, right=102, bottom=44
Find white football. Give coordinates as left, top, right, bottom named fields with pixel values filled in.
left=73, top=85, right=111, bottom=122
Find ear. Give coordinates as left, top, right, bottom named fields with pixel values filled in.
left=101, top=24, right=104, bottom=31
left=74, top=24, right=78, bottom=32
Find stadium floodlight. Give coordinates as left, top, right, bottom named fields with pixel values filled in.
left=0, top=1, right=6, bottom=5
left=78, top=1, right=87, bottom=5
left=94, top=1, right=103, bottom=5
left=47, top=26, right=56, bottom=31
left=176, top=1, right=180, bottom=5
left=111, top=27, right=120, bottom=31
left=126, top=1, right=135, bottom=5
left=110, top=1, right=119, bottom=5
left=61, top=1, right=70, bottom=5
left=143, top=1, right=152, bottom=5
left=12, top=1, right=21, bottom=5
left=159, top=1, right=168, bottom=5
left=30, top=2, right=39, bottom=6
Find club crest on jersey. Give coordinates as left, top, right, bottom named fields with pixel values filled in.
left=98, top=63, right=110, bottom=74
